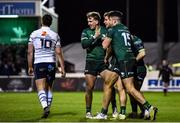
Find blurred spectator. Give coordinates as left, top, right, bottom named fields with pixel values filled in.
left=158, top=59, right=173, bottom=96
left=0, top=60, right=16, bottom=75
left=0, top=45, right=27, bottom=75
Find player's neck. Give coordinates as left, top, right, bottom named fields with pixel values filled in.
left=42, top=24, right=49, bottom=28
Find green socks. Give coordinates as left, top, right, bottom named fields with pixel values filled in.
left=143, top=101, right=151, bottom=110
left=120, top=106, right=126, bottom=115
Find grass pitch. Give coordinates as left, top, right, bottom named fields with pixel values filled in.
left=0, top=92, right=180, bottom=122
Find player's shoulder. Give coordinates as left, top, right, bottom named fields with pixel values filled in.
left=49, top=29, right=59, bottom=36
left=81, top=28, right=92, bottom=36
left=82, top=28, right=90, bottom=33
left=133, top=36, right=142, bottom=43
left=134, top=35, right=142, bottom=40
left=107, top=27, right=114, bottom=33
left=49, top=28, right=57, bottom=34
left=116, top=23, right=129, bottom=32
left=30, top=29, right=40, bottom=36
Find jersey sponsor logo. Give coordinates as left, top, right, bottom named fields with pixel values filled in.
left=41, top=31, right=47, bottom=36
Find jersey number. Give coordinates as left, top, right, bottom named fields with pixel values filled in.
left=122, top=32, right=131, bottom=47
left=40, top=39, right=52, bottom=48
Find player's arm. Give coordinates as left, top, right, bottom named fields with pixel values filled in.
left=27, top=43, right=34, bottom=76
left=102, top=37, right=111, bottom=49
left=102, top=28, right=113, bottom=49
left=104, top=46, right=112, bottom=64
left=55, top=47, right=66, bottom=78
left=55, top=35, right=66, bottom=78
left=132, top=36, right=146, bottom=61
left=81, top=30, right=101, bottom=49
left=136, top=49, right=146, bottom=61
left=81, top=33, right=94, bottom=49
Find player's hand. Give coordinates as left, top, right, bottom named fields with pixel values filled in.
left=94, top=27, right=100, bottom=39
left=61, top=70, right=66, bottom=78
left=58, top=67, right=66, bottom=78
left=104, top=58, right=109, bottom=64
left=94, top=32, right=100, bottom=39
left=28, top=67, right=34, bottom=76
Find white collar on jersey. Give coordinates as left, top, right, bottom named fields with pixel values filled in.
left=41, top=26, right=50, bottom=30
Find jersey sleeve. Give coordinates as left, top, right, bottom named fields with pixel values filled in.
left=133, top=36, right=145, bottom=52
left=106, top=28, right=114, bottom=41
left=56, top=34, right=61, bottom=48
left=81, top=29, right=94, bottom=49
left=28, top=32, right=35, bottom=45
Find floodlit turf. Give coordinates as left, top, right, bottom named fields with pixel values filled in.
left=0, top=92, right=180, bottom=122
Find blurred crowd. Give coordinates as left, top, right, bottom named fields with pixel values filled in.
left=0, top=45, right=27, bottom=76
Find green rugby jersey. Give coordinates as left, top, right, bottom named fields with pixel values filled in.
left=132, top=36, right=146, bottom=73
left=107, top=23, right=135, bottom=61
left=81, top=26, right=107, bottom=61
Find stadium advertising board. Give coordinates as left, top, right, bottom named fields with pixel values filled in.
left=141, top=71, right=180, bottom=92
left=1, top=72, right=180, bottom=92
left=0, top=16, right=40, bottom=45
left=52, top=78, right=103, bottom=91
left=0, top=2, right=35, bottom=15
left=141, top=77, right=180, bottom=92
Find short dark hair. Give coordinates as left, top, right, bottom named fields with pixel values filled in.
left=42, top=14, right=52, bottom=27
left=103, top=12, right=110, bottom=17
left=108, top=10, right=123, bottom=20
left=86, top=11, right=101, bottom=21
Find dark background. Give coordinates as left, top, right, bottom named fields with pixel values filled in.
left=54, top=0, right=178, bottom=46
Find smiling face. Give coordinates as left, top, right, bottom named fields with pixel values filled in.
left=104, top=15, right=111, bottom=28
left=87, top=17, right=98, bottom=30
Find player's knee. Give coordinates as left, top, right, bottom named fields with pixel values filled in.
left=86, top=87, right=93, bottom=95
left=104, top=80, right=115, bottom=89
left=86, top=84, right=94, bottom=92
